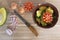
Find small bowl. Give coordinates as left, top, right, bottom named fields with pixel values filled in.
left=33, top=3, right=59, bottom=28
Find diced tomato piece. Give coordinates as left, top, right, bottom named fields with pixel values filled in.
left=43, top=12, right=53, bottom=23
left=24, top=2, right=34, bottom=11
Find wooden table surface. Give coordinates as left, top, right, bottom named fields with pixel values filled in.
left=0, top=0, right=60, bottom=40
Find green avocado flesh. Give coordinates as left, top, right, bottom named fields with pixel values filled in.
left=0, top=8, right=7, bottom=26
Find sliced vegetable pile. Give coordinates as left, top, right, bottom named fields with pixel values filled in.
left=36, top=6, right=54, bottom=26
left=11, top=2, right=34, bottom=14
left=43, top=12, right=53, bottom=23
left=24, top=2, right=34, bottom=11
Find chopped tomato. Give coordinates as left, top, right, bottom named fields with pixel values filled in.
left=43, top=12, right=53, bottom=23
left=24, top=2, right=34, bottom=11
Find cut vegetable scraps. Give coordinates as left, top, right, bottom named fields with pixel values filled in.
left=36, top=6, right=54, bottom=26
left=24, top=2, right=34, bottom=11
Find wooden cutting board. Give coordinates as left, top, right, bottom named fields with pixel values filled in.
left=0, top=0, right=60, bottom=40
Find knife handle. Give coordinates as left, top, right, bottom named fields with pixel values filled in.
left=29, top=26, right=38, bottom=36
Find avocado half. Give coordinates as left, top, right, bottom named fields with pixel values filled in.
left=0, top=8, right=7, bottom=26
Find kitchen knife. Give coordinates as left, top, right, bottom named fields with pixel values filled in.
left=14, top=10, right=38, bottom=36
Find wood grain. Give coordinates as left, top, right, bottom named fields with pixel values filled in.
left=0, top=0, right=60, bottom=40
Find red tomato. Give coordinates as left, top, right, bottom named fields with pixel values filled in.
left=24, top=2, right=34, bottom=11
left=43, top=12, right=53, bottom=23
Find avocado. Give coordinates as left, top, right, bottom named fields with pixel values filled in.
left=36, top=10, right=42, bottom=17
left=46, top=7, right=54, bottom=14
left=0, top=8, right=7, bottom=26
left=36, top=18, right=40, bottom=24
left=39, top=6, right=47, bottom=10
left=40, top=21, right=47, bottom=26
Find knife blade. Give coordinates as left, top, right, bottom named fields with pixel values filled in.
left=14, top=10, right=38, bottom=36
